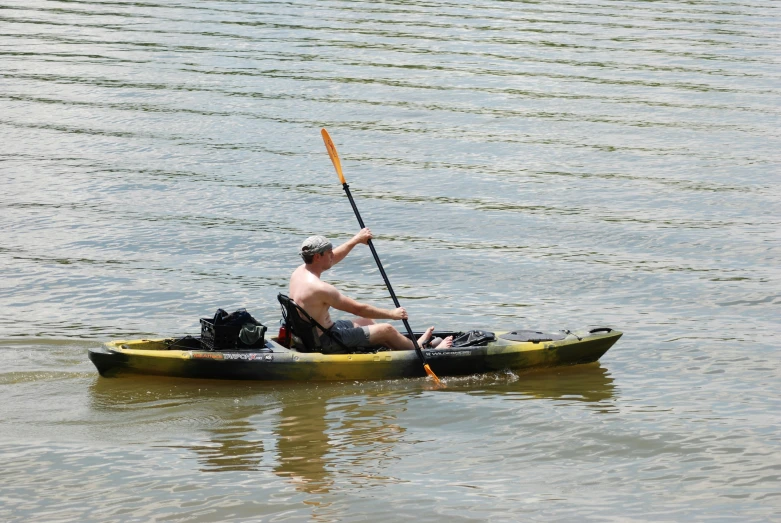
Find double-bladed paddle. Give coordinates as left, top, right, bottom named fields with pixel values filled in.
left=320, top=128, right=442, bottom=385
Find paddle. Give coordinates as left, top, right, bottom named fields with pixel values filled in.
left=320, top=128, right=442, bottom=385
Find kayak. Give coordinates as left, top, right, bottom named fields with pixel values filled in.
left=88, top=327, right=622, bottom=381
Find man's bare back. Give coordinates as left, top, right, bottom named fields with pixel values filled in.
left=288, top=264, right=342, bottom=330
left=289, top=230, right=452, bottom=351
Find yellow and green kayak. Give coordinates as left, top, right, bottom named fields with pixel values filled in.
left=89, top=327, right=621, bottom=381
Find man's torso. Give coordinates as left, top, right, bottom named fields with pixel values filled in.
left=289, top=265, right=334, bottom=330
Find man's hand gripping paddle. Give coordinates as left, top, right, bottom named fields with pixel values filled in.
left=320, top=128, right=442, bottom=385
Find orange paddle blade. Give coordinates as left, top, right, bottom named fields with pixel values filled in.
left=321, top=128, right=346, bottom=184
left=424, top=364, right=442, bottom=385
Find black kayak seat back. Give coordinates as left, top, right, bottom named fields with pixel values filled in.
left=277, top=293, right=349, bottom=353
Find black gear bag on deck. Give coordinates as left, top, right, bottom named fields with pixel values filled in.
left=199, top=308, right=267, bottom=351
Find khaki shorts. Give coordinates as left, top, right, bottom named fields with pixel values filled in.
left=319, top=320, right=371, bottom=354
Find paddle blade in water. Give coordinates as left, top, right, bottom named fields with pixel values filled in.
left=424, top=364, right=442, bottom=386
left=321, top=128, right=346, bottom=184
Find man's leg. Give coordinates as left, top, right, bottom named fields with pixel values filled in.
left=366, top=323, right=452, bottom=350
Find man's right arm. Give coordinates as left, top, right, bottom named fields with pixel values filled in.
left=325, top=286, right=406, bottom=320
left=331, top=228, right=372, bottom=266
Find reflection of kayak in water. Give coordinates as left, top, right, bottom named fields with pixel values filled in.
left=88, top=327, right=621, bottom=381
left=457, top=362, right=618, bottom=405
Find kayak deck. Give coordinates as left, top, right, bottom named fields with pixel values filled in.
left=89, top=328, right=622, bottom=381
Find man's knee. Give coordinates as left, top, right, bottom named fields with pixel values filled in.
left=369, top=323, right=395, bottom=342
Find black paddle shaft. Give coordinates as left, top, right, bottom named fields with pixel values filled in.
left=341, top=183, right=428, bottom=362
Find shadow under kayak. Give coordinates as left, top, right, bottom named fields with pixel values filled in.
left=89, top=327, right=622, bottom=381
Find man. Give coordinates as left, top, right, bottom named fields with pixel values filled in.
left=288, top=229, right=453, bottom=353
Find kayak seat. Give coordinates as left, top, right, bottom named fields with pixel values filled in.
left=277, top=293, right=350, bottom=353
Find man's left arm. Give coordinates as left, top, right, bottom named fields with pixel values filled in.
left=332, top=228, right=372, bottom=265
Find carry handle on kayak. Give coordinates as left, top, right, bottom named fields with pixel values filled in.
left=321, top=128, right=441, bottom=385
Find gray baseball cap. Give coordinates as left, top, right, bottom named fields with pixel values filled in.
left=300, top=235, right=333, bottom=257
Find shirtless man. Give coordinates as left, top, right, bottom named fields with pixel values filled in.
left=288, top=230, right=453, bottom=354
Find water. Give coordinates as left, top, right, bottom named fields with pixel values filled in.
left=1, top=0, right=780, bottom=520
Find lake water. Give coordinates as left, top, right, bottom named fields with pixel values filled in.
left=1, top=0, right=780, bottom=520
